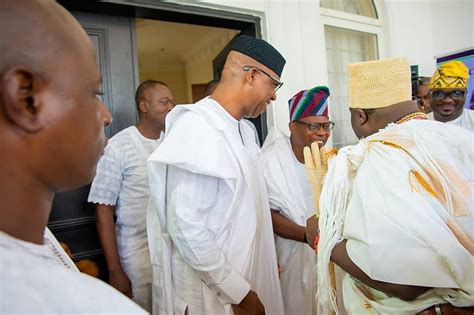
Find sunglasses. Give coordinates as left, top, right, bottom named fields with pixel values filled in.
left=243, top=66, right=284, bottom=91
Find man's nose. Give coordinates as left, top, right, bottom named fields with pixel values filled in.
left=99, top=101, right=112, bottom=127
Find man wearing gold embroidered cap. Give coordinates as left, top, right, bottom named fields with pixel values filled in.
left=428, top=61, right=473, bottom=132
left=305, top=57, right=474, bottom=315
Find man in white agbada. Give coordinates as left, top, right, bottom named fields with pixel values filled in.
left=88, top=80, right=174, bottom=311
left=427, top=60, right=474, bottom=132
left=0, top=1, right=145, bottom=313
left=305, top=57, right=474, bottom=314
left=262, top=86, right=335, bottom=315
left=147, top=35, right=286, bottom=315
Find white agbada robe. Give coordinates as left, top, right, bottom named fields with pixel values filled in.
left=261, top=128, right=317, bottom=315
left=0, top=230, right=146, bottom=314
left=427, top=108, right=474, bottom=132
left=89, top=126, right=162, bottom=311
left=147, top=97, right=284, bottom=315
left=316, top=119, right=474, bottom=315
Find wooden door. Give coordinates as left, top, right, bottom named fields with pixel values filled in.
left=48, top=12, right=138, bottom=280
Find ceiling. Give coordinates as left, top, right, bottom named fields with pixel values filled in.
left=135, top=18, right=240, bottom=66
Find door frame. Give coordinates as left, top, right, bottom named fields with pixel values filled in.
left=58, top=0, right=268, bottom=140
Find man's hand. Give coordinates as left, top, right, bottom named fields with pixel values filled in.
left=305, top=215, right=319, bottom=249
left=109, top=269, right=133, bottom=298
left=303, top=142, right=328, bottom=217
left=232, top=290, right=265, bottom=315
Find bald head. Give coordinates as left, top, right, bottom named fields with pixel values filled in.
left=0, top=0, right=92, bottom=80
left=0, top=0, right=111, bottom=192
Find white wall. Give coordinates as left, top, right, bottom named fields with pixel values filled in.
left=167, top=0, right=473, bottom=136
left=384, top=0, right=473, bottom=77
left=140, top=62, right=189, bottom=104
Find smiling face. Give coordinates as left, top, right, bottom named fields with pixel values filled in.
left=290, top=115, right=332, bottom=149
left=243, top=66, right=279, bottom=118
left=429, top=88, right=466, bottom=122
left=139, top=83, right=174, bottom=131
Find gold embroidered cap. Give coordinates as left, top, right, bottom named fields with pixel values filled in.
left=348, top=57, right=411, bottom=109
left=429, top=61, right=469, bottom=90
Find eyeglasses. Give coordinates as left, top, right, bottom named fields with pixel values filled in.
left=243, top=65, right=284, bottom=91
left=158, top=98, right=176, bottom=107
left=430, top=90, right=465, bottom=101
left=295, top=120, right=335, bottom=132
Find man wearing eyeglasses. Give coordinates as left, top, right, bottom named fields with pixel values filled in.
left=88, top=80, right=174, bottom=311
left=147, top=35, right=286, bottom=315
left=428, top=61, right=473, bottom=132
left=261, top=86, right=335, bottom=315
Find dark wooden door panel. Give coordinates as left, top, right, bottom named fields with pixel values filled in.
left=48, top=12, right=138, bottom=280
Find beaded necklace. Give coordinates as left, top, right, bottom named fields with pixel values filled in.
left=395, top=111, right=427, bottom=124
left=43, top=236, right=74, bottom=269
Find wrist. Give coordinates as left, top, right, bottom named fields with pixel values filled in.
left=108, top=266, right=125, bottom=273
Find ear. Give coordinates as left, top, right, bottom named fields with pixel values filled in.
left=289, top=121, right=296, bottom=132
left=1, top=68, right=43, bottom=133
left=354, top=108, right=369, bottom=126
left=244, top=68, right=258, bottom=86
left=139, top=99, right=148, bottom=114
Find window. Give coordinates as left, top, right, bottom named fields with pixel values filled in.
left=321, top=0, right=383, bottom=147
left=320, top=0, right=377, bottom=18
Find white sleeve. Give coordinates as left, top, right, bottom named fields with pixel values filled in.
left=87, top=144, right=122, bottom=206
left=166, top=165, right=250, bottom=305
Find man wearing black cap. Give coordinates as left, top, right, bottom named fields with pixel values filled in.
left=147, top=35, right=286, bottom=315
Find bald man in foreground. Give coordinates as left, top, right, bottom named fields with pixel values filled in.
left=147, top=36, right=286, bottom=315
left=0, top=0, right=145, bottom=313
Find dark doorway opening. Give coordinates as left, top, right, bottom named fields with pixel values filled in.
left=52, top=0, right=265, bottom=281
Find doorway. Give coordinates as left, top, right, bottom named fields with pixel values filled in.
left=135, top=19, right=239, bottom=104
left=52, top=0, right=263, bottom=281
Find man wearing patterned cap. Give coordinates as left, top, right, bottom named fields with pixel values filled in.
left=261, top=86, right=335, bottom=315
left=305, top=57, right=474, bottom=314
left=428, top=60, right=473, bottom=131
left=147, top=35, right=285, bottom=315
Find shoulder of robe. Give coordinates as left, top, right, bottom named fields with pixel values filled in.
left=150, top=108, right=237, bottom=180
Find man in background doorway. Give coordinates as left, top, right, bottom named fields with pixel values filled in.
left=147, top=35, right=286, bottom=315
left=428, top=60, right=473, bottom=132
left=262, top=86, right=335, bottom=315
left=88, top=80, right=174, bottom=311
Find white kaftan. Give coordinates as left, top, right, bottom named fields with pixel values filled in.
left=428, top=108, right=474, bottom=132
left=0, top=230, right=146, bottom=314
left=262, top=128, right=317, bottom=315
left=316, top=119, right=474, bottom=314
left=88, top=126, right=162, bottom=311
left=147, top=97, right=284, bottom=315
